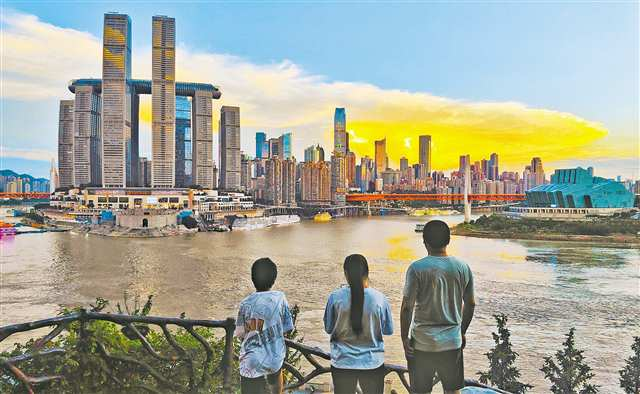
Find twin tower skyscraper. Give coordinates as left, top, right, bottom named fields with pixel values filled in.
left=60, top=13, right=220, bottom=189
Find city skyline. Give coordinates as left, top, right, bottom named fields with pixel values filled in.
left=1, top=4, right=638, bottom=180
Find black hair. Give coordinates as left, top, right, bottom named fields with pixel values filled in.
left=343, top=254, right=369, bottom=336
left=422, top=220, right=450, bottom=249
left=251, top=258, right=277, bottom=291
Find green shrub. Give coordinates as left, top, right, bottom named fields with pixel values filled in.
left=619, top=336, right=640, bottom=394
left=478, top=314, right=532, bottom=393
left=541, top=328, right=598, bottom=394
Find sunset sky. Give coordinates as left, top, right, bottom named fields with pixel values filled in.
left=1, top=2, right=638, bottom=179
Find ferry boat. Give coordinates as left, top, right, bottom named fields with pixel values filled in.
left=409, top=208, right=459, bottom=217
left=313, top=212, right=332, bottom=222
left=231, top=215, right=300, bottom=231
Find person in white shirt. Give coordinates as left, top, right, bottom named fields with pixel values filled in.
left=235, top=258, right=294, bottom=394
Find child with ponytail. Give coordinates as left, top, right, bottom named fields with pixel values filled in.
left=323, top=254, right=394, bottom=394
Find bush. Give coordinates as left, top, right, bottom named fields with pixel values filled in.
left=478, top=314, right=532, bottom=393
left=619, top=336, right=640, bottom=394
left=0, top=297, right=304, bottom=393
left=541, top=328, right=598, bottom=394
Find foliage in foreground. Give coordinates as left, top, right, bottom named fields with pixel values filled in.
left=541, top=328, right=598, bottom=394
left=1, top=296, right=309, bottom=393
left=619, top=336, right=640, bottom=394
left=477, top=314, right=532, bottom=393
left=465, top=214, right=640, bottom=236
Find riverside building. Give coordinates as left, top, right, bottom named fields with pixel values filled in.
left=60, top=13, right=221, bottom=190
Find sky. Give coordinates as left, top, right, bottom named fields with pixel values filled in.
left=1, top=1, right=638, bottom=179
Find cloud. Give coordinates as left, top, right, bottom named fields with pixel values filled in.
left=1, top=8, right=636, bottom=175
left=1, top=146, right=56, bottom=161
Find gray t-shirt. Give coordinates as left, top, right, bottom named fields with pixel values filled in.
left=403, top=256, right=474, bottom=352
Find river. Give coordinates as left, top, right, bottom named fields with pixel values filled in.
left=1, top=214, right=638, bottom=392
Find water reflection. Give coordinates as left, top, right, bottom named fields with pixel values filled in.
left=1, top=215, right=638, bottom=389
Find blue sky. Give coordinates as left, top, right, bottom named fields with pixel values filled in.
left=1, top=1, right=638, bottom=179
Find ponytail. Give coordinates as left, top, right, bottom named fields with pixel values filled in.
left=343, top=254, right=369, bottom=336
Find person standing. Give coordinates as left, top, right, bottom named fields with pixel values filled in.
left=235, top=258, right=294, bottom=394
left=324, top=254, right=394, bottom=394
left=400, top=220, right=476, bottom=394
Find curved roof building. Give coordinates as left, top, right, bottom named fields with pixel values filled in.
left=68, top=79, right=221, bottom=99
left=526, top=167, right=634, bottom=209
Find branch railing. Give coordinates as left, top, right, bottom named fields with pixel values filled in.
left=1, top=312, right=509, bottom=393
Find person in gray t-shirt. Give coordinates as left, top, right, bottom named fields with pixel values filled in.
left=400, top=220, right=475, bottom=394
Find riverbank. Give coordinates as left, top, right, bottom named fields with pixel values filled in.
left=452, top=214, right=640, bottom=248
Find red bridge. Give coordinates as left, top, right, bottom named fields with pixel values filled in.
left=0, top=192, right=51, bottom=199
left=346, top=193, right=526, bottom=202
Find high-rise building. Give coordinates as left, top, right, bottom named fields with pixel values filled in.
left=212, top=162, right=218, bottom=189
left=219, top=106, right=241, bottom=190
left=531, top=157, right=545, bottom=186
left=279, top=132, right=292, bottom=159
left=50, top=159, right=59, bottom=192
left=192, top=90, right=214, bottom=188
left=268, top=138, right=280, bottom=158
left=138, top=157, right=152, bottom=187
left=346, top=151, right=357, bottom=188
left=255, top=132, right=268, bottom=159
left=334, top=108, right=347, bottom=156
left=331, top=154, right=347, bottom=205
left=264, top=158, right=295, bottom=206
left=174, top=96, right=192, bottom=187
left=488, top=153, right=499, bottom=180
left=282, top=158, right=296, bottom=206
left=419, top=135, right=432, bottom=174
left=241, top=154, right=252, bottom=192
left=300, top=161, right=331, bottom=203
left=58, top=100, right=75, bottom=188
left=102, top=13, right=133, bottom=188
left=73, top=85, right=102, bottom=187
left=151, top=15, right=176, bottom=188
left=459, top=155, right=470, bottom=174
left=400, top=157, right=409, bottom=172
left=359, top=156, right=374, bottom=192
left=304, top=144, right=325, bottom=163
left=374, top=138, right=387, bottom=179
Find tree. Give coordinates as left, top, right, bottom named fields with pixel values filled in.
left=477, top=314, right=532, bottom=393
left=620, top=336, right=640, bottom=394
left=541, top=328, right=598, bottom=394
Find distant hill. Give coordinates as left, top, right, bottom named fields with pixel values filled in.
left=0, top=169, right=49, bottom=182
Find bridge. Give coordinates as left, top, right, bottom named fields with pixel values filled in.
left=0, top=192, right=51, bottom=200
left=346, top=193, right=526, bottom=202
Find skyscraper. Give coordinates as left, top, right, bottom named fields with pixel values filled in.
left=255, top=132, right=267, bottom=159
left=346, top=151, right=357, bottom=187
left=304, top=144, right=325, bottom=163
left=102, top=13, right=132, bottom=188
left=459, top=155, right=470, bottom=174
left=334, top=108, right=347, bottom=156
left=58, top=100, right=75, bottom=188
left=151, top=15, right=176, bottom=188
left=219, top=106, right=241, bottom=190
left=331, top=154, right=347, bottom=205
left=488, top=153, right=499, bottom=180
left=279, top=132, right=292, bottom=159
left=192, top=90, right=214, bottom=188
left=300, top=161, right=331, bottom=203
left=50, top=159, right=59, bottom=193
left=374, top=138, right=387, bottom=179
left=268, top=138, right=280, bottom=158
left=174, top=96, right=191, bottom=187
left=73, top=85, right=101, bottom=186
left=419, top=135, right=432, bottom=174
left=400, top=157, right=409, bottom=172
left=531, top=157, right=545, bottom=186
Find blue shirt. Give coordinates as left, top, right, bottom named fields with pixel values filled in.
left=323, top=286, right=394, bottom=369
left=235, top=291, right=294, bottom=378
left=403, top=256, right=474, bottom=352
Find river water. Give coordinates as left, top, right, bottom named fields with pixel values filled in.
left=1, top=214, right=639, bottom=392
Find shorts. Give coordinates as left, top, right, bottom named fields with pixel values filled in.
left=331, top=365, right=386, bottom=394
left=240, top=369, right=281, bottom=394
left=408, top=347, right=464, bottom=392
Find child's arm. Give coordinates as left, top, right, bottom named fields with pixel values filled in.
left=281, top=297, right=294, bottom=334
left=234, top=304, right=246, bottom=339
left=323, top=293, right=336, bottom=335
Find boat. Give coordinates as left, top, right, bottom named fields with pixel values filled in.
left=231, top=215, right=300, bottom=231
left=313, top=212, right=332, bottom=222
left=0, top=221, right=17, bottom=236
left=414, top=223, right=425, bottom=233
left=212, top=224, right=230, bottom=232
